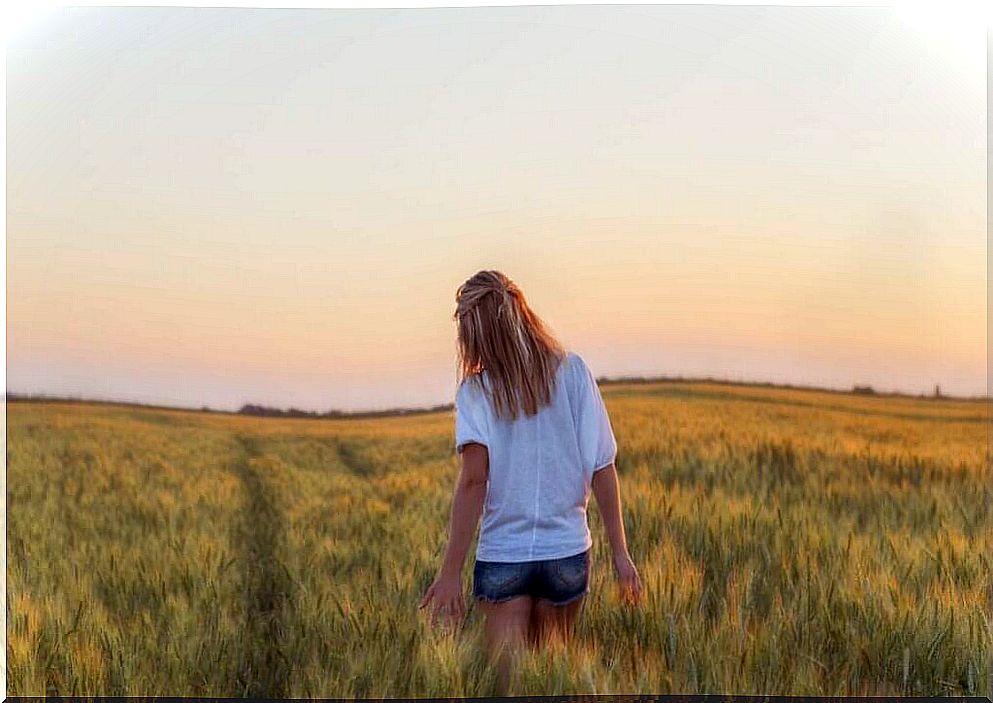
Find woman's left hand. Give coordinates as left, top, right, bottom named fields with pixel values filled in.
left=418, top=571, right=465, bottom=630
left=613, top=551, right=643, bottom=604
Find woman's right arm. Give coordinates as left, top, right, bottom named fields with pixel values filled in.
left=591, top=462, right=642, bottom=603
left=418, top=442, right=489, bottom=628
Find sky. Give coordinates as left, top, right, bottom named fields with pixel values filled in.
left=5, top=4, right=988, bottom=412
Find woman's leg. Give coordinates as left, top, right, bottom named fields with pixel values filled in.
left=529, top=550, right=589, bottom=648
left=478, top=595, right=533, bottom=693
left=530, top=595, right=584, bottom=648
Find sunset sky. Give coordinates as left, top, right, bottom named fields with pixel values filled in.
left=6, top=5, right=987, bottom=411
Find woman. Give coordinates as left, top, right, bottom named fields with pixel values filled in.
left=419, top=270, right=642, bottom=688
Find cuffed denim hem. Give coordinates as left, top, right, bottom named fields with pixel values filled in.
left=540, top=587, right=588, bottom=606
left=473, top=592, right=526, bottom=605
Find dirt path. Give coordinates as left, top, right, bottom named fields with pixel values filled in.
left=231, top=434, right=294, bottom=697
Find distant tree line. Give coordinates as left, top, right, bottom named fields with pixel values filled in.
left=6, top=375, right=982, bottom=420
left=237, top=402, right=454, bottom=419
left=596, top=376, right=965, bottom=402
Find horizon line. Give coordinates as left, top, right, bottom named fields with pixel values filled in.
left=6, top=373, right=989, bottom=419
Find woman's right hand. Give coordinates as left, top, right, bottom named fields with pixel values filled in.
left=612, top=551, right=643, bottom=604
left=418, top=570, right=466, bottom=630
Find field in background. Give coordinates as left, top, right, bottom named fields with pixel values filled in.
left=6, top=381, right=992, bottom=696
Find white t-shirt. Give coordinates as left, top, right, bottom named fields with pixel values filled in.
left=454, top=350, right=618, bottom=562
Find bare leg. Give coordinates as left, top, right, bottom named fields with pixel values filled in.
left=529, top=596, right=584, bottom=649
left=478, top=595, right=533, bottom=694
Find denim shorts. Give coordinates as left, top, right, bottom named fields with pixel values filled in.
left=472, top=549, right=590, bottom=606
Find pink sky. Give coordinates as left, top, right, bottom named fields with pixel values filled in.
left=6, top=6, right=987, bottom=411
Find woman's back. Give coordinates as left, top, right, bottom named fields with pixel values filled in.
left=455, top=350, right=617, bottom=562
left=421, top=270, right=641, bottom=685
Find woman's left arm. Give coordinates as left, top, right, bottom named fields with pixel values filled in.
left=418, top=442, right=489, bottom=628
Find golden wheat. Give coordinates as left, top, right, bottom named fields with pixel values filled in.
left=6, top=382, right=991, bottom=696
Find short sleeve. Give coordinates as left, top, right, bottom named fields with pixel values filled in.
left=454, top=377, right=489, bottom=453
left=571, top=355, right=617, bottom=474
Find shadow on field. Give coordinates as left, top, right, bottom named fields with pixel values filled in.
left=334, top=437, right=376, bottom=477
left=231, top=434, right=294, bottom=697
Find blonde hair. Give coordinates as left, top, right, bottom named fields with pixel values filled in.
left=454, top=270, right=566, bottom=421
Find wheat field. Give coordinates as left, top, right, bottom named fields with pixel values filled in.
left=5, top=381, right=992, bottom=696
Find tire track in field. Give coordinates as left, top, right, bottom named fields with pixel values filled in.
left=231, top=434, right=293, bottom=697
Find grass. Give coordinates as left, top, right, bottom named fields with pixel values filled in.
left=5, top=380, right=991, bottom=696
